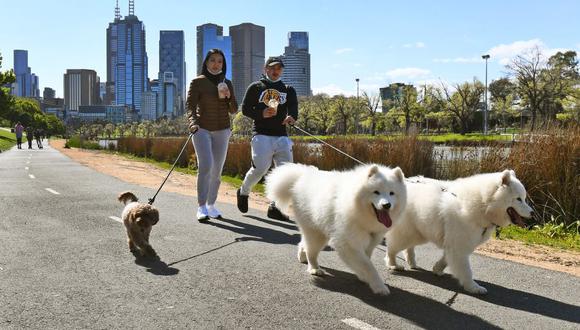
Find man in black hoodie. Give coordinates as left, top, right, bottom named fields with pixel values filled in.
left=236, top=57, right=298, bottom=221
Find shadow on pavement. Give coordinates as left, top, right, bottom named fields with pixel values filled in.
left=166, top=238, right=249, bottom=267
left=133, top=253, right=180, bottom=276
left=394, top=269, right=580, bottom=324
left=204, top=216, right=300, bottom=245
left=313, top=267, right=500, bottom=329
left=243, top=215, right=298, bottom=231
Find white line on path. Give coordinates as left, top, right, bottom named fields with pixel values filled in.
left=29, top=174, right=35, bottom=179
left=45, top=188, right=60, bottom=195
left=108, top=216, right=123, bottom=223
left=26, top=161, right=30, bottom=164
left=25, top=167, right=29, bottom=170
left=342, top=318, right=382, bottom=330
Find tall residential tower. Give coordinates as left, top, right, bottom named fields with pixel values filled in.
left=105, top=0, right=148, bottom=115
left=197, top=24, right=232, bottom=80
left=229, top=23, right=265, bottom=101
left=281, top=32, right=311, bottom=97
left=159, top=30, right=186, bottom=115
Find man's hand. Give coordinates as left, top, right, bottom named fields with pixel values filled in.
left=188, top=123, right=199, bottom=134
left=262, top=107, right=277, bottom=118
left=282, top=116, right=296, bottom=126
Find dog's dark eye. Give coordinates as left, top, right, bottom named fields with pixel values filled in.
left=374, top=191, right=380, bottom=195
left=390, top=192, right=395, bottom=196
left=517, top=197, right=522, bottom=202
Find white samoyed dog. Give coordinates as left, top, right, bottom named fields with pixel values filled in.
left=266, top=163, right=407, bottom=295
left=385, top=170, right=533, bottom=294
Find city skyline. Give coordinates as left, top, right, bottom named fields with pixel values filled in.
left=1, top=0, right=579, bottom=99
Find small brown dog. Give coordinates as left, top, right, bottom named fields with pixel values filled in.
left=118, top=192, right=160, bottom=258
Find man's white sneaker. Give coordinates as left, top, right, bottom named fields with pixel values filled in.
left=207, top=205, right=222, bottom=219
left=197, top=205, right=209, bottom=222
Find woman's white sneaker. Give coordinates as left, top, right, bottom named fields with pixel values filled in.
left=197, top=205, right=209, bottom=222
left=207, top=205, right=222, bottom=219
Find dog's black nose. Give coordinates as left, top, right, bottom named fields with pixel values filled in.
left=382, top=202, right=391, bottom=210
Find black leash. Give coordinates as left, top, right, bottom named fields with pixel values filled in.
left=148, top=133, right=194, bottom=205
left=290, top=124, right=365, bottom=165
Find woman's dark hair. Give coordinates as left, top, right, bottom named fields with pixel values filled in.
left=201, top=49, right=227, bottom=77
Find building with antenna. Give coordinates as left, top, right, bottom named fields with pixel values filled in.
left=105, top=0, right=149, bottom=117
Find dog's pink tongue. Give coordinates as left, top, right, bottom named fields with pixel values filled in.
left=377, top=210, right=392, bottom=228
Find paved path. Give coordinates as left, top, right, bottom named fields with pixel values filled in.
left=0, top=142, right=578, bottom=329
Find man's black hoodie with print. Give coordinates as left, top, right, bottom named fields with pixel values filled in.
left=241, top=77, right=298, bottom=136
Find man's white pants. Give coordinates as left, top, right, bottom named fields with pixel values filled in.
left=240, top=135, right=293, bottom=195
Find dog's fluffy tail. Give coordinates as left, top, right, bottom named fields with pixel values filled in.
left=118, top=191, right=138, bottom=205
left=265, top=163, right=313, bottom=214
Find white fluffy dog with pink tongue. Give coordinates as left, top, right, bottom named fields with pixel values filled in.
left=385, top=170, right=533, bottom=294
left=266, top=163, right=407, bottom=295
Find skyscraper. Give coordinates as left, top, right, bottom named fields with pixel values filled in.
left=13, top=50, right=39, bottom=98
left=230, top=23, right=265, bottom=101
left=281, top=32, right=311, bottom=97
left=197, top=23, right=232, bottom=81
left=159, top=30, right=185, bottom=115
left=158, top=72, right=177, bottom=118
left=106, top=0, right=148, bottom=115
left=63, top=69, right=100, bottom=111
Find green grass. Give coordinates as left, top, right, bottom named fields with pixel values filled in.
left=0, top=129, right=17, bottom=151
left=289, top=133, right=514, bottom=143
left=498, top=225, right=580, bottom=251
left=420, top=133, right=514, bottom=143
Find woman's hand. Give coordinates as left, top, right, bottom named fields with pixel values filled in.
left=188, top=123, right=199, bottom=134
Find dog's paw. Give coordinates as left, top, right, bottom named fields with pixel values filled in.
left=388, top=263, right=405, bottom=272
left=464, top=282, right=488, bottom=295
left=370, top=282, right=390, bottom=296
left=297, top=250, right=307, bottom=264
left=432, top=263, right=446, bottom=275
left=307, top=267, right=324, bottom=276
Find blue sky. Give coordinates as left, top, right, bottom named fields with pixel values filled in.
left=2, top=0, right=579, bottom=98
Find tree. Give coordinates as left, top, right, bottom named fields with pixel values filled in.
left=507, top=47, right=548, bottom=130
left=0, top=53, right=16, bottom=119
left=489, top=78, right=517, bottom=130
left=397, top=85, right=420, bottom=135
left=508, top=48, right=579, bottom=129
left=543, top=51, right=579, bottom=120
left=310, top=94, right=334, bottom=134
left=438, top=79, right=485, bottom=134
left=417, top=84, right=448, bottom=133
left=296, top=96, right=316, bottom=133
left=331, top=95, right=350, bottom=135
left=361, top=92, right=381, bottom=135
left=232, top=112, right=253, bottom=136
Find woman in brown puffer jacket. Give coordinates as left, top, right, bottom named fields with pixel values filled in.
left=187, top=49, right=237, bottom=222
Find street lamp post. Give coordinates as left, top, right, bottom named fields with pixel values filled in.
left=482, top=54, right=490, bottom=135
left=355, top=78, right=360, bottom=134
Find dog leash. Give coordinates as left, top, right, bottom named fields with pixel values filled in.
left=148, top=132, right=194, bottom=205
left=290, top=124, right=365, bottom=166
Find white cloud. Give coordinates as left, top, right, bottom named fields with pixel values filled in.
left=432, top=39, right=576, bottom=67
left=335, top=48, right=353, bottom=54
left=487, top=39, right=572, bottom=65
left=403, top=42, right=426, bottom=48
left=385, top=67, right=431, bottom=79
